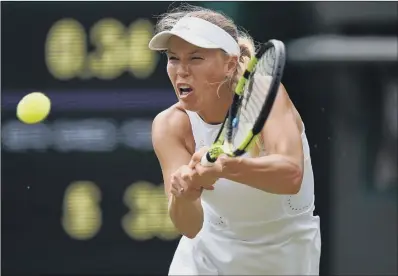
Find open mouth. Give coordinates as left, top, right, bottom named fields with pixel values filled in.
left=178, top=84, right=193, bottom=96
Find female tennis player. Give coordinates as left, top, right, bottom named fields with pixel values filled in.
left=150, top=4, right=321, bottom=275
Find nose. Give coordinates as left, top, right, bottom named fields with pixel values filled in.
left=176, top=63, right=190, bottom=77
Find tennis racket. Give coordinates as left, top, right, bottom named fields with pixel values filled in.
left=200, top=39, right=286, bottom=166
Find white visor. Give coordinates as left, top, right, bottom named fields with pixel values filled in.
left=148, top=17, right=240, bottom=56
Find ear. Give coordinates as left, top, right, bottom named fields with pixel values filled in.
left=224, top=55, right=238, bottom=77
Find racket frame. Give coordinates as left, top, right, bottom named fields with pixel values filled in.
left=202, top=39, right=286, bottom=165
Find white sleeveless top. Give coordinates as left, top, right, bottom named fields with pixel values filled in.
left=185, top=110, right=317, bottom=240
left=168, top=110, right=321, bottom=274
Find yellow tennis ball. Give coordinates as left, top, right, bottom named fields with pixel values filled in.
left=17, top=92, right=51, bottom=124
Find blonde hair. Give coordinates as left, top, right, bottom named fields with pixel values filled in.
left=155, top=4, right=263, bottom=155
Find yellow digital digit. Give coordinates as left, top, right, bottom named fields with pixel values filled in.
left=122, top=181, right=179, bottom=241
left=88, top=18, right=128, bottom=80
left=154, top=184, right=181, bottom=241
left=127, top=19, right=159, bottom=79
left=61, top=181, right=102, bottom=240
left=45, top=19, right=86, bottom=80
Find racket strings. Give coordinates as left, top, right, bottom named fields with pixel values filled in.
left=233, top=47, right=276, bottom=147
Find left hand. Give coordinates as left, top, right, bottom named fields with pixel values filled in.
left=188, top=147, right=240, bottom=188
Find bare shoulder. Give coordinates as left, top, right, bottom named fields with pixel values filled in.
left=259, top=82, right=305, bottom=157
left=152, top=103, right=195, bottom=154
left=270, top=83, right=303, bottom=133
left=152, top=103, right=190, bottom=137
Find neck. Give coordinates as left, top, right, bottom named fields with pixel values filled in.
left=197, top=92, right=232, bottom=125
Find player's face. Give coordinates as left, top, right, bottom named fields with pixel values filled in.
left=166, top=36, right=229, bottom=112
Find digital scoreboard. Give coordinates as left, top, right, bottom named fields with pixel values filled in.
left=1, top=2, right=188, bottom=275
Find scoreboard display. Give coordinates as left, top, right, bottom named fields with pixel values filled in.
left=1, top=1, right=177, bottom=90
left=45, top=17, right=158, bottom=81
left=1, top=2, right=195, bottom=275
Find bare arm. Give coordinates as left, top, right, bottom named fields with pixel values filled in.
left=222, top=84, right=305, bottom=194
left=152, top=106, right=203, bottom=238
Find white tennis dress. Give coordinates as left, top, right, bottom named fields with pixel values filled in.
left=168, top=110, right=321, bottom=275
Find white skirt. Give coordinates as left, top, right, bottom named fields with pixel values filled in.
left=169, top=215, right=321, bottom=275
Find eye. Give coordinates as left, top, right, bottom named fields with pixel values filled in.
left=168, top=56, right=178, bottom=61
left=192, top=57, right=204, bottom=60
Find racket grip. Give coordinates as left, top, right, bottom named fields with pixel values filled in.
left=200, top=152, right=216, bottom=167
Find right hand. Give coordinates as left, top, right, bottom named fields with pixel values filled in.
left=170, top=165, right=215, bottom=202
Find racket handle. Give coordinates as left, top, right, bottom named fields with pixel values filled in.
left=200, top=152, right=216, bottom=167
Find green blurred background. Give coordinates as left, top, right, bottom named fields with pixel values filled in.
left=1, top=2, right=397, bottom=275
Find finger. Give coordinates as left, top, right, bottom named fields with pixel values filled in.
left=188, top=153, right=201, bottom=169
left=171, top=176, right=183, bottom=191
left=181, top=172, right=190, bottom=181
left=218, top=154, right=237, bottom=166
left=171, top=184, right=185, bottom=197
left=189, top=147, right=209, bottom=168
left=194, top=163, right=207, bottom=176
left=170, top=187, right=179, bottom=196
left=180, top=169, right=193, bottom=181
left=203, top=185, right=215, bottom=191
left=170, top=174, right=178, bottom=184
left=177, top=179, right=189, bottom=195
left=188, top=168, right=200, bottom=182
left=217, top=154, right=230, bottom=163
left=180, top=165, right=195, bottom=181
left=174, top=186, right=184, bottom=196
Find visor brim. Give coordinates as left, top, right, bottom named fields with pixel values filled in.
left=148, top=30, right=221, bottom=51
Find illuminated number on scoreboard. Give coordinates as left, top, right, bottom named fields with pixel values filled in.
left=122, top=181, right=179, bottom=241
left=128, top=19, right=159, bottom=79
left=45, top=19, right=87, bottom=80
left=45, top=18, right=158, bottom=80
left=61, top=181, right=179, bottom=241
left=61, top=181, right=102, bottom=240
left=88, top=18, right=128, bottom=80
